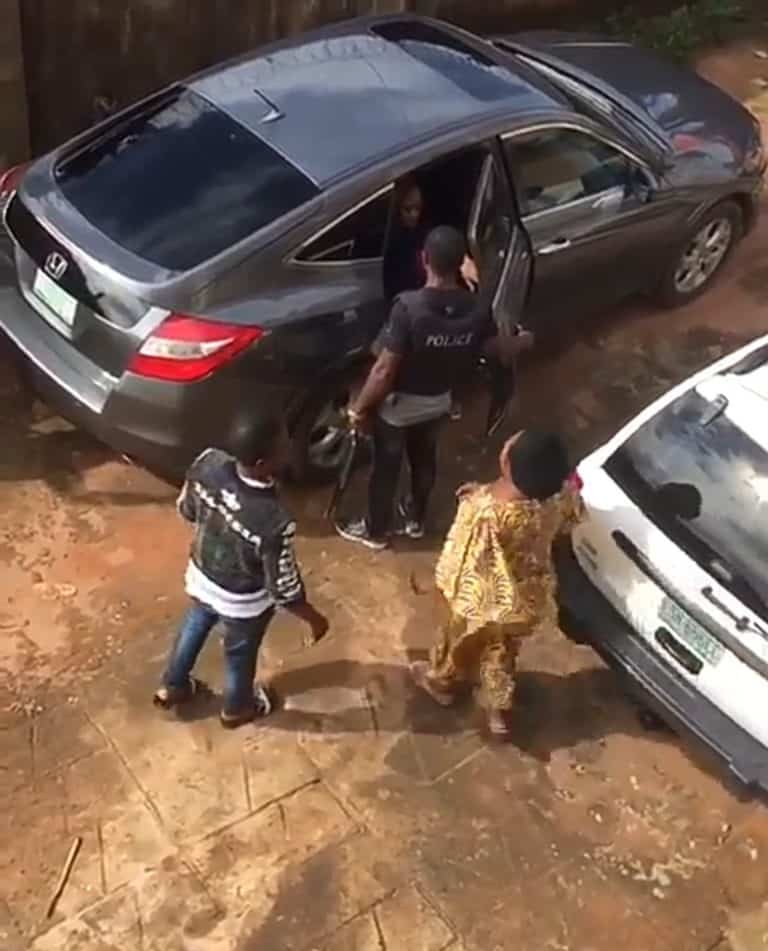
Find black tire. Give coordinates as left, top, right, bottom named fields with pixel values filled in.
left=557, top=605, right=590, bottom=646
left=655, top=200, right=743, bottom=309
left=290, top=379, right=364, bottom=484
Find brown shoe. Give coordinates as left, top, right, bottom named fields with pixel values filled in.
left=410, top=662, right=457, bottom=708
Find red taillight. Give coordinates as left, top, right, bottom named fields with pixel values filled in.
left=128, top=313, right=265, bottom=383
left=0, top=163, right=30, bottom=198
left=568, top=470, right=584, bottom=492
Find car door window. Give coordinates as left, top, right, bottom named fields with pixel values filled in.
left=469, top=153, right=531, bottom=334
left=504, top=128, right=631, bottom=218
left=296, top=188, right=392, bottom=264
left=468, top=154, right=512, bottom=285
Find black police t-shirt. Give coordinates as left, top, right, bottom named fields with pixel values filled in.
left=378, top=287, right=495, bottom=397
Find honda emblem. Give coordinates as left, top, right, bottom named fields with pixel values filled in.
left=45, top=252, right=68, bottom=281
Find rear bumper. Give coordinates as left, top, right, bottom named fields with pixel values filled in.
left=15, top=351, right=190, bottom=477
left=555, top=539, right=768, bottom=796
left=0, top=283, right=294, bottom=478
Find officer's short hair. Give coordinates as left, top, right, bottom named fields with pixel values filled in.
left=424, top=226, right=466, bottom=279
left=228, top=411, right=284, bottom=467
left=507, top=431, right=570, bottom=502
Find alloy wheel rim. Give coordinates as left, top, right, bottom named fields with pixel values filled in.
left=673, top=217, right=733, bottom=295
left=307, top=396, right=349, bottom=470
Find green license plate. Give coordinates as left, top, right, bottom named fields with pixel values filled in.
left=659, top=597, right=724, bottom=667
left=32, top=269, right=77, bottom=329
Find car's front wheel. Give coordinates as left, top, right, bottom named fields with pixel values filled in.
left=656, top=200, right=742, bottom=308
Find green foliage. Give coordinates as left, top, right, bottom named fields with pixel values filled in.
left=603, top=0, right=746, bottom=60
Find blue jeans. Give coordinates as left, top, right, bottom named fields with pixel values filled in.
left=162, top=601, right=275, bottom=715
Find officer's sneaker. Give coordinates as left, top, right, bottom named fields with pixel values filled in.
left=335, top=518, right=389, bottom=551
left=396, top=500, right=425, bottom=540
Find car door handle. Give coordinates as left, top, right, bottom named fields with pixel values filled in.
left=538, top=238, right=571, bottom=255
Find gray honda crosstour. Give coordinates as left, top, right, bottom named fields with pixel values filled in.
left=0, top=16, right=764, bottom=479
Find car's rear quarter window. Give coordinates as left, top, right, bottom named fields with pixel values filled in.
left=55, top=88, right=319, bottom=271
left=605, top=388, right=768, bottom=618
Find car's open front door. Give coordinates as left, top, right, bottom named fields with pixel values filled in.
left=468, top=152, right=532, bottom=434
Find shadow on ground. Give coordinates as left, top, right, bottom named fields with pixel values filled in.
left=171, top=654, right=682, bottom=765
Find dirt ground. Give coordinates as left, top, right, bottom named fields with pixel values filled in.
left=2, top=41, right=768, bottom=951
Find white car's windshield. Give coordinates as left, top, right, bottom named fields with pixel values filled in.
left=605, top=388, right=768, bottom=621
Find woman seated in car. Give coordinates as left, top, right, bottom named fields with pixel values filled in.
left=383, top=177, right=430, bottom=301
left=384, top=176, right=482, bottom=299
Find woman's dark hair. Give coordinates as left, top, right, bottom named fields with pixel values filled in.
left=394, top=175, right=421, bottom=206
left=507, top=431, right=570, bottom=502
left=227, top=412, right=283, bottom=467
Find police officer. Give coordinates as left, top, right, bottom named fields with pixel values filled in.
left=336, top=225, right=534, bottom=551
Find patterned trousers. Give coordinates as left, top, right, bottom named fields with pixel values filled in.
left=427, top=602, right=530, bottom=712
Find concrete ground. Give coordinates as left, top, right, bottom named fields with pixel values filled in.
left=2, top=54, right=768, bottom=951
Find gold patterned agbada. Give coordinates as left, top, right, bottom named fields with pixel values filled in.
left=428, top=485, right=583, bottom=711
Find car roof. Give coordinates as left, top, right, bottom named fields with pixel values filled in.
left=188, top=16, right=562, bottom=186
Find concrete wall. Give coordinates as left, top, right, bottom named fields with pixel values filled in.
left=12, top=0, right=663, bottom=155
left=0, top=0, right=29, bottom=171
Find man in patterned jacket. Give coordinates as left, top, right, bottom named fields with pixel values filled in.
left=154, top=412, right=328, bottom=729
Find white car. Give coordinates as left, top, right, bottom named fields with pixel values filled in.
left=556, top=333, right=768, bottom=793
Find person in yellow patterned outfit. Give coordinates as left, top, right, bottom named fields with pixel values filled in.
left=411, top=430, right=583, bottom=738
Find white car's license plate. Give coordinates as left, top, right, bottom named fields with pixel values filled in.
left=32, top=270, right=77, bottom=328
left=659, top=597, right=724, bottom=666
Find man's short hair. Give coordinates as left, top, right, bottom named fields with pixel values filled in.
left=227, top=412, right=283, bottom=467
left=507, top=431, right=570, bottom=502
left=424, top=226, right=466, bottom=279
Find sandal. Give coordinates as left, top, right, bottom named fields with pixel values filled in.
left=410, top=662, right=457, bottom=708
left=153, top=677, right=204, bottom=710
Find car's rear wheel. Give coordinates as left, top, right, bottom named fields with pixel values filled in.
left=291, top=381, right=364, bottom=484
left=656, top=200, right=742, bottom=308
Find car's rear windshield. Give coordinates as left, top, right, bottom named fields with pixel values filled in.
left=605, top=387, right=768, bottom=620
left=55, top=88, right=319, bottom=271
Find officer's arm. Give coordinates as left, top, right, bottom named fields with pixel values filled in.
left=482, top=330, right=534, bottom=368
left=350, top=300, right=408, bottom=418
left=350, top=348, right=402, bottom=418
left=468, top=290, right=534, bottom=368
